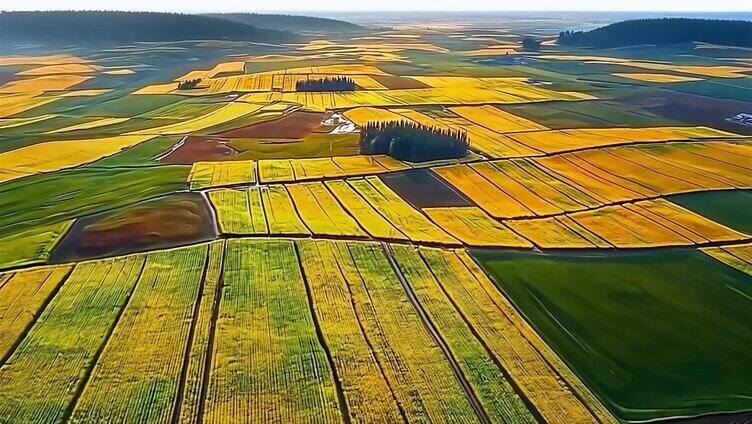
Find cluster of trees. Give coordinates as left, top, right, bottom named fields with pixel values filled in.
left=177, top=78, right=202, bottom=90
left=359, top=121, right=469, bottom=162
left=558, top=18, right=752, bottom=48
left=296, top=77, right=357, bottom=92
left=521, top=37, right=541, bottom=51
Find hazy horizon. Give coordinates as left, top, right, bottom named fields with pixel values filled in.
left=2, top=0, right=751, bottom=13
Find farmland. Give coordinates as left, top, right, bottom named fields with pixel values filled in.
left=1, top=10, right=751, bottom=424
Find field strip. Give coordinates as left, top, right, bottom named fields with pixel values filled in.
left=325, top=180, right=408, bottom=240
left=188, top=161, right=255, bottom=190
left=45, top=117, right=131, bottom=134
left=423, top=206, right=533, bottom=247
left=69, top=244, right=209, bottom=423
left=294, top=243, right=352, bottom=424
left=189, top=140, right=748, bottom=192
left=349, top=177, right=459, bottom=245
left=433, top=164, right=533, bottom=218
left=176, top=240, right=225, bottom=423
left=0, top=264, right=73, bottom=364
left=296, top=239, right=405, bottom=422
left=382, top=242, right=491, bottom=424
left=202, top=239, right=342, bottom=424
left=0, top=135, right=156, bottom=183
left=389, top=243, right=539, bottom=423
left=0, top=253, right=146, bottom=424
left=262, top=185, right=311, bottom=235
left=288, top=182, right=368, bottom=237
left=702, top=243, right=752, bottom=276
left=343, top=240, right=478, bottom=422
left=129, top=101, right=265, bottom=136
left=0, top=219, right=75, bottom=271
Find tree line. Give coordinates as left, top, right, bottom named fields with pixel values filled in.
left=359, top=121, right=469, bottom=162
left=558, top=18, right=752, bottom=48
left=0, top=11, right=299, bottom=43
left=296, top=77, right=357, bottom=92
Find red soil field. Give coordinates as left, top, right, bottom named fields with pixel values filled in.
left=371, top=74, right=431, bottom=89
left=214, top=111, right=330, bottom=139
left=159, top=135, right=237, bottom=164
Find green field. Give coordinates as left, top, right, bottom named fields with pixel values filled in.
left=472, top=248, right=752, bottom=422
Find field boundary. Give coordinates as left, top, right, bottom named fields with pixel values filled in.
left=381, top=242, right=491, bottom=424
left=295, top=242, right=353, bottom=424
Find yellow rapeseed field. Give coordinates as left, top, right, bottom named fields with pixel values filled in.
left=423, top=206, right=532, bottom=247
left=0, top=93, right=58, bottom=118
left=70, top=245, right=208, bottom=423
left=433, top=164, right=532, bottom=218
left=177, top=61, right=245, bottom=81
left=188, top=160, right=255, bottom=189
left=449, top=105, right=548, bottom=133
left=46, top=117, right=130, bottom=134
left=702, top=243, right=752, bottom=276
left=391, top=244, right=538, bottom=423
left=0, top=114, right=56, bottom=129
left=349, top=177, right=458, bottom=245
left=1, top=74, right=92, bottom=94
left=505, top=216, right=602, bottom=248
left=261, top=185, right=311, bottom=235
left=131, top=101, right=264, bottom=135
left=287, top=182, right=367, bottom=237
left=203, top=239, right=341, bottom=424
left=342, top=106, right=408, bottom=126
left=344, top=241, right=478, bottom=422
left=296, top=240, right=406, bottom=422
left=0, top=254, right=146, bottom=424
left=612, top=73, right=703, bottom=83
left=0, top=135, right=156, bottom=183
left=324, top=180, right=407, bottom=240
left=0, top=265, right=73, bottom=360
left=16, top=63, right=97, bottom=76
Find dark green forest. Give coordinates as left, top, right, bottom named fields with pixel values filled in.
left=207, top=13, right=362, bottom=32
left=360, top=121, right=469, bottom=162
left=296, top=77, right=357, bottom=92
left=0, top=11, right=299, bottom=43
left=558, top=18, right=752, bottom=47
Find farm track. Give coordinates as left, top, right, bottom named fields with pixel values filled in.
left=380, top=242, right=492, bottom=424
left=294, top=242, right=352, bottom=424
left=415, top=252, right=549, bottom=423
left=171, top=247, right=212, bottom=424
left=195, top=242, right=226, bottom=424
left=3, top=225, right=750, bottom=277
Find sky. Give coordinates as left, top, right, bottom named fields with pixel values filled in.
left=2, top=0, right=752, bottom=12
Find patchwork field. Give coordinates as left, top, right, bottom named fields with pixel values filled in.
left=1, top=11, right=750, bottom=424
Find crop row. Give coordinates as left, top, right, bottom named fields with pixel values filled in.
left=3, top=237, right=747, bottom=423
left=435, top=140, right=751, bottom=219
left=208, top=172, right=749, bottom=249
left=208, top=177, right=457, bottom=244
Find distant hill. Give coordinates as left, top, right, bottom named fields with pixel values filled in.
left=0, top=11, right=300, bottom=43
left=208, top=13, right=363, bottom=32
left=558, top=18, right=752, bottom=48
